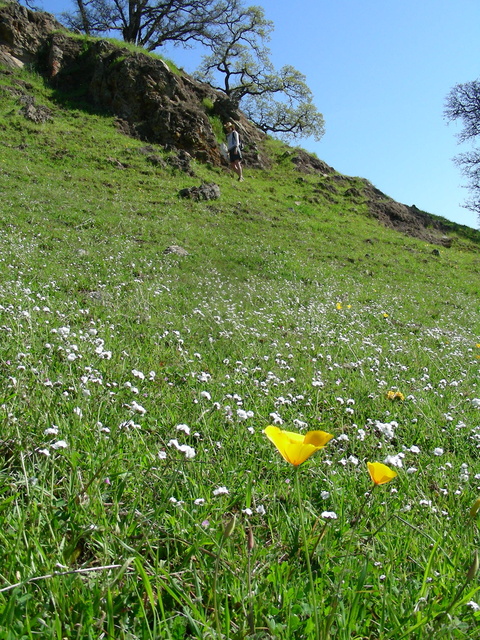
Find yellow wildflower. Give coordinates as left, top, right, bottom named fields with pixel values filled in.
left=367, top=462, right=397, bottom=485
left=386, top=390, right=405, bottom=401
left=264, top=426, right=333, bottom=466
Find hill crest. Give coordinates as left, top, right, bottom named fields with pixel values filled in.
left=0, top=0, right=479, bottom=246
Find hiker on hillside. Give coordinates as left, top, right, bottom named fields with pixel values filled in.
left=225, top=122, right=244, bottom=182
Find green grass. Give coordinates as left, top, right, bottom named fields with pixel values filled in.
left=0, top=65, right=480, bottom=639
left=60, top=30, right=183, bottom=74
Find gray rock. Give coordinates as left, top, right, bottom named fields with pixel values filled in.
left=0, top=49, right=23, bottom=69
left=163, top=245, right=189, bottom=256
left=179, top=183, right=220, bottom=201
left=19, top=95, right=52, bottom=123
left=167, top=150, right=194, bottom=175
left=0, top=3, right=63, bottom=64
left=0, top=3, right=270, bottom=168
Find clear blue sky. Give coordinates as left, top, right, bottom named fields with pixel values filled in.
left=42, top=0, right=480, bottom=229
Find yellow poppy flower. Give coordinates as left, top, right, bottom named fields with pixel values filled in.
left=367, top=462, right=397, bottom=485
left=386, top=390, right=405, bottom=401
left=264, top=426, right=333, bottom=466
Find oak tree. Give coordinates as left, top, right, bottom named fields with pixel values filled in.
left=196, top=4, right=324, bottom=141
left=62, top=0, right=234, bottom=51
left=445, top=78, right=480, bottom=219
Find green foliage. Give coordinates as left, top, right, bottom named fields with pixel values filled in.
left=202, top=96, right=214, bottom=111
left=196, top=5, right=325, bottom=141
left=201, top=97, right=224, bottom=142
left=61, top=0, right=238, bottom=52
left=0, top=66, right=479, bottom=639
left=61, top=30, right=182, bottom=74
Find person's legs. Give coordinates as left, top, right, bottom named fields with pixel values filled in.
left=232, top=160, right=243, bottom=181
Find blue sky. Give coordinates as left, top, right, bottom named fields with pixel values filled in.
left=42, top=0, right=480, bottom=228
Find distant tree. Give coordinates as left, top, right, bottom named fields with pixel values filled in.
left=62, top=0, right=236, bottom=50
left=196, top=4, right=325, bottom=141
left=444, top=78, right=480, bottom=220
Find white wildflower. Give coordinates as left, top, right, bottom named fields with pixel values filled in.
left=130, top=401, right=147, bottom=415
left=51, top=440, right=68, bottom=450
left=269, top=412, right=283, bottom=425
left=321, top=511, right=338, bottom=520
left=44, top=426, right=59, bottom=436
left=375, top=420, right=397, bottom=439
left=384, top=454, right=404, bottom=468
left=213, top=486, right=229, bottom=496
left=176, top=424, right=190, bottom=435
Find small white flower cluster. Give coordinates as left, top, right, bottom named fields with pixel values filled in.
left=168, top=438, right=196, bottom=459
left=37, top=425, right=68, bottom=456
left=242, top=505, right=266, bottom=516
left=384, top=453, right=405, bottom=468
left=321, top=511, right=338, bottom=520
left=126, top=400, right=147, bottom=415
left=374, top=420, right=398, bottom=440
left=237, top=408, right=254, bottom=421
left=213, top=486, right=229, bottom=496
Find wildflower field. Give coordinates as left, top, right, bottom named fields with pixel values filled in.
left=1, top=67, right=480, bottom=639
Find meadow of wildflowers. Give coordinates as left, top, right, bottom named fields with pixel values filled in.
left=0, top=67, right=479, bottom=638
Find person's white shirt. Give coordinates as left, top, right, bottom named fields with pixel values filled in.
left=227, top=130, right=239, bottom=150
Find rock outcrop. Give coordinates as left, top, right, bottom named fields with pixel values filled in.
left=361, top=181, right=455, bottom=243
left=0, top=2, right=267, bottom=167
left=0, top=3, right=474, bottom=245
left=0, top=2, right=64, bottom=65
left=290, top=151, right=458, bottom=243
left=179, top=183, right=221, bottom=201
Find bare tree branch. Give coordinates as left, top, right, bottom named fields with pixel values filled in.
left=445, top=78, right=480, bottom=219
left=62, top=0, right=238, bottom=50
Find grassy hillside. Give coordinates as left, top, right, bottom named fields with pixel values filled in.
left=1, top=65, right=480, bottom=639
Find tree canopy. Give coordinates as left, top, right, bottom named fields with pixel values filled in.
left=62, top=0, right=234, bottom=50
left=445, top=79, right=480, bottom=219
left=62, top=0, right=324, bottom=143
left=195, top=4, right=325, bottom=141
